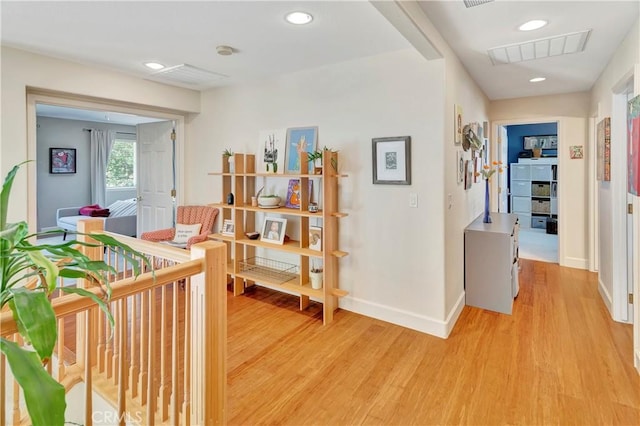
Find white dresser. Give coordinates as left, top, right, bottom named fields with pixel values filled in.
left=464, top=213, right=519, bottom=315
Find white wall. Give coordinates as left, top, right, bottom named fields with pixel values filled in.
left=589, top=19, right=639, bottom=317
left=188, top=48, right=453, bottom=335
left=1, top=46, right=200, bottom=224
left=390, top=1, right=492, bottom=324
left=36, top=116, right=137, bottom=231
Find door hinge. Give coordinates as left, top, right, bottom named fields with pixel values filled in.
left=629, top=293, right=634, bottom=304
left=171, top=189, right=177, bottom=197
left=628, top=203, right=633, bottom=214
left=498, top=187, right=502, bottom=193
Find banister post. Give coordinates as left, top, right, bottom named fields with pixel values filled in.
left=76, top=219, right=104, bottom=370
left=76, top=219, right=103, bottom=426
left=189, top=241, right=227, bottom=425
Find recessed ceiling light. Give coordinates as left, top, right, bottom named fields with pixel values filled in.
left=285, top=11, right=313, bottom=25
left=144, top=62, right=165, bottom=70
left=519, top=20, right=548, bottom=31
left=530, top=77, right=546, bottom=83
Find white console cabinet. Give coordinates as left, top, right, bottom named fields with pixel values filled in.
left=464, top=213, right=519, bottom=315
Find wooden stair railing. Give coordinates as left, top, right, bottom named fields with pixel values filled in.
left=0, top=219, right=227, bottom=426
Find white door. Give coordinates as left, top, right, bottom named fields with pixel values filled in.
left=137, top=121, right=175, bottom=236
left=498, top=125, right=509, bottom=212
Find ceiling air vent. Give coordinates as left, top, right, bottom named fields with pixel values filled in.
left=146, top=64, right=227, bottom=89
left=488, top=30, right=591, bottom=65
left=463, top=0, right=494, bottom=8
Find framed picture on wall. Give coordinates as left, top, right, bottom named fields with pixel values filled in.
left=372, top=136, right=411, bottom=185
left=597, top=117, right=611, bottom=181
left=50, top=148, right=76, bottom=174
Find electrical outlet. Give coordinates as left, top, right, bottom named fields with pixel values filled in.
left=409, top=193, right=418, bottom=208
left=448, top=193, right=453, bottom=209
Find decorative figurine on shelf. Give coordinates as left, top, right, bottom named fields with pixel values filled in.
left=226, top=192, right=234, bottom=205
left=223, top=148, right=234, bottom=173
left=475, top=161, right=507, bottom=224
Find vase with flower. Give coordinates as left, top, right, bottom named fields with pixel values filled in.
left=475, top=161, right=506, bottom=224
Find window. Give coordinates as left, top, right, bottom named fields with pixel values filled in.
left=106, top=139, right=136, bottom=188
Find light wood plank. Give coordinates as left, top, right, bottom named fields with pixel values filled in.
left=225, top=259, right=639, bottom=425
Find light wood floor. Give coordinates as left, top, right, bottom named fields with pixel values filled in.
left=227, top=259, right=639, bottom=425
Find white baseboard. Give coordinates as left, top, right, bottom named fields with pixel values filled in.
left=598, top=277, right=613, bottom=316
left=635, top=349, right=640, bottom=373
left=339, top=292, right=465, bottom=339
left=562, top=256, right=588, bottom=270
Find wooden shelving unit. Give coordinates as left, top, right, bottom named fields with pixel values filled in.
left=208, top=151, right=348, bottom=324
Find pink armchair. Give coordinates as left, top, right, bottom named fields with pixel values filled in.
left=140, top=205, right=219, bottom=249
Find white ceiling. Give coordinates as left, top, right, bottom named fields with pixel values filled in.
left=1, top=1, right=410, bottom=89
left=2, top=0, right=639, bottom=126
left=418, top=0, right=639, bottom=100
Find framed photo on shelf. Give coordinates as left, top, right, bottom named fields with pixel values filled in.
left=309, top=226, right=322, bottom=251
left=221, top=219, right=235, bottom=236
left=50, top=148, right=76, bottom=174
left=285, top=179, right=313, bottom=209
left=372, top=136, right=411, bottom=185
left=286, top=126, right=318, bottom=173
left=260, top=217, right=287, bottom=245
left=257, top=129, right=286, bottom=174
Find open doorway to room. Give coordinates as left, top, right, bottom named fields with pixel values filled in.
left=33, top=102, right=178, bottom=242
left=504, top=122, right=559, bottom=263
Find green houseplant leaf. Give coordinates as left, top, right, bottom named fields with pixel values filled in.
left=0, top=338, right=66, bottom=426
left=0, top=161, right=150, bottom=425
left=8, top=288, right=57, bottom=362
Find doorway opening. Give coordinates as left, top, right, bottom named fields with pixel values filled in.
left=498, top=121, right=560, bottom=263
left=27, top=92, right=185, bottom=241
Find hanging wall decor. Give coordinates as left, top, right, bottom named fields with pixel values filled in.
left=596, top=117, right=611, bottom=181
left=50, top=148, right=76, bottom=174
left=569, top=145, right=584, bottom=159
left=454, top=104, right=463, bottom=145
left=628, top=95, right=640, bottom=195
left=372, top=136, right=411, bottom=185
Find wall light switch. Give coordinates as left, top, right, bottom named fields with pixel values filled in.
left=409, top=193, right=418, bottom=208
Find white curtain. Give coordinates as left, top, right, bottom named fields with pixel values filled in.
left=90, top=129, right=115, bottom=207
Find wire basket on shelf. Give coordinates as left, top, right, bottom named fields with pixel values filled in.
left=239, top=256, right=298, bottom=284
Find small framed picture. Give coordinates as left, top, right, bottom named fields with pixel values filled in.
left=454, top=104, right=463, bottom=145
left=570, top=145, right=584, bottom=159
left=309, top=226, right=322, bottom=251
left=285, top=179, right=313, bottom=209
left=221, top=219, right=234, bottom=236
left=372, top=136, right=411, bottom=185
left=286, top=126, right=318, bottom=173
left=457, top=151, right=464, bottom=184
left=50, top=148, right=76, bottom=174
left=257, top=129, right=286, bottom=174
left=260, top=217, right=287, bottom=245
